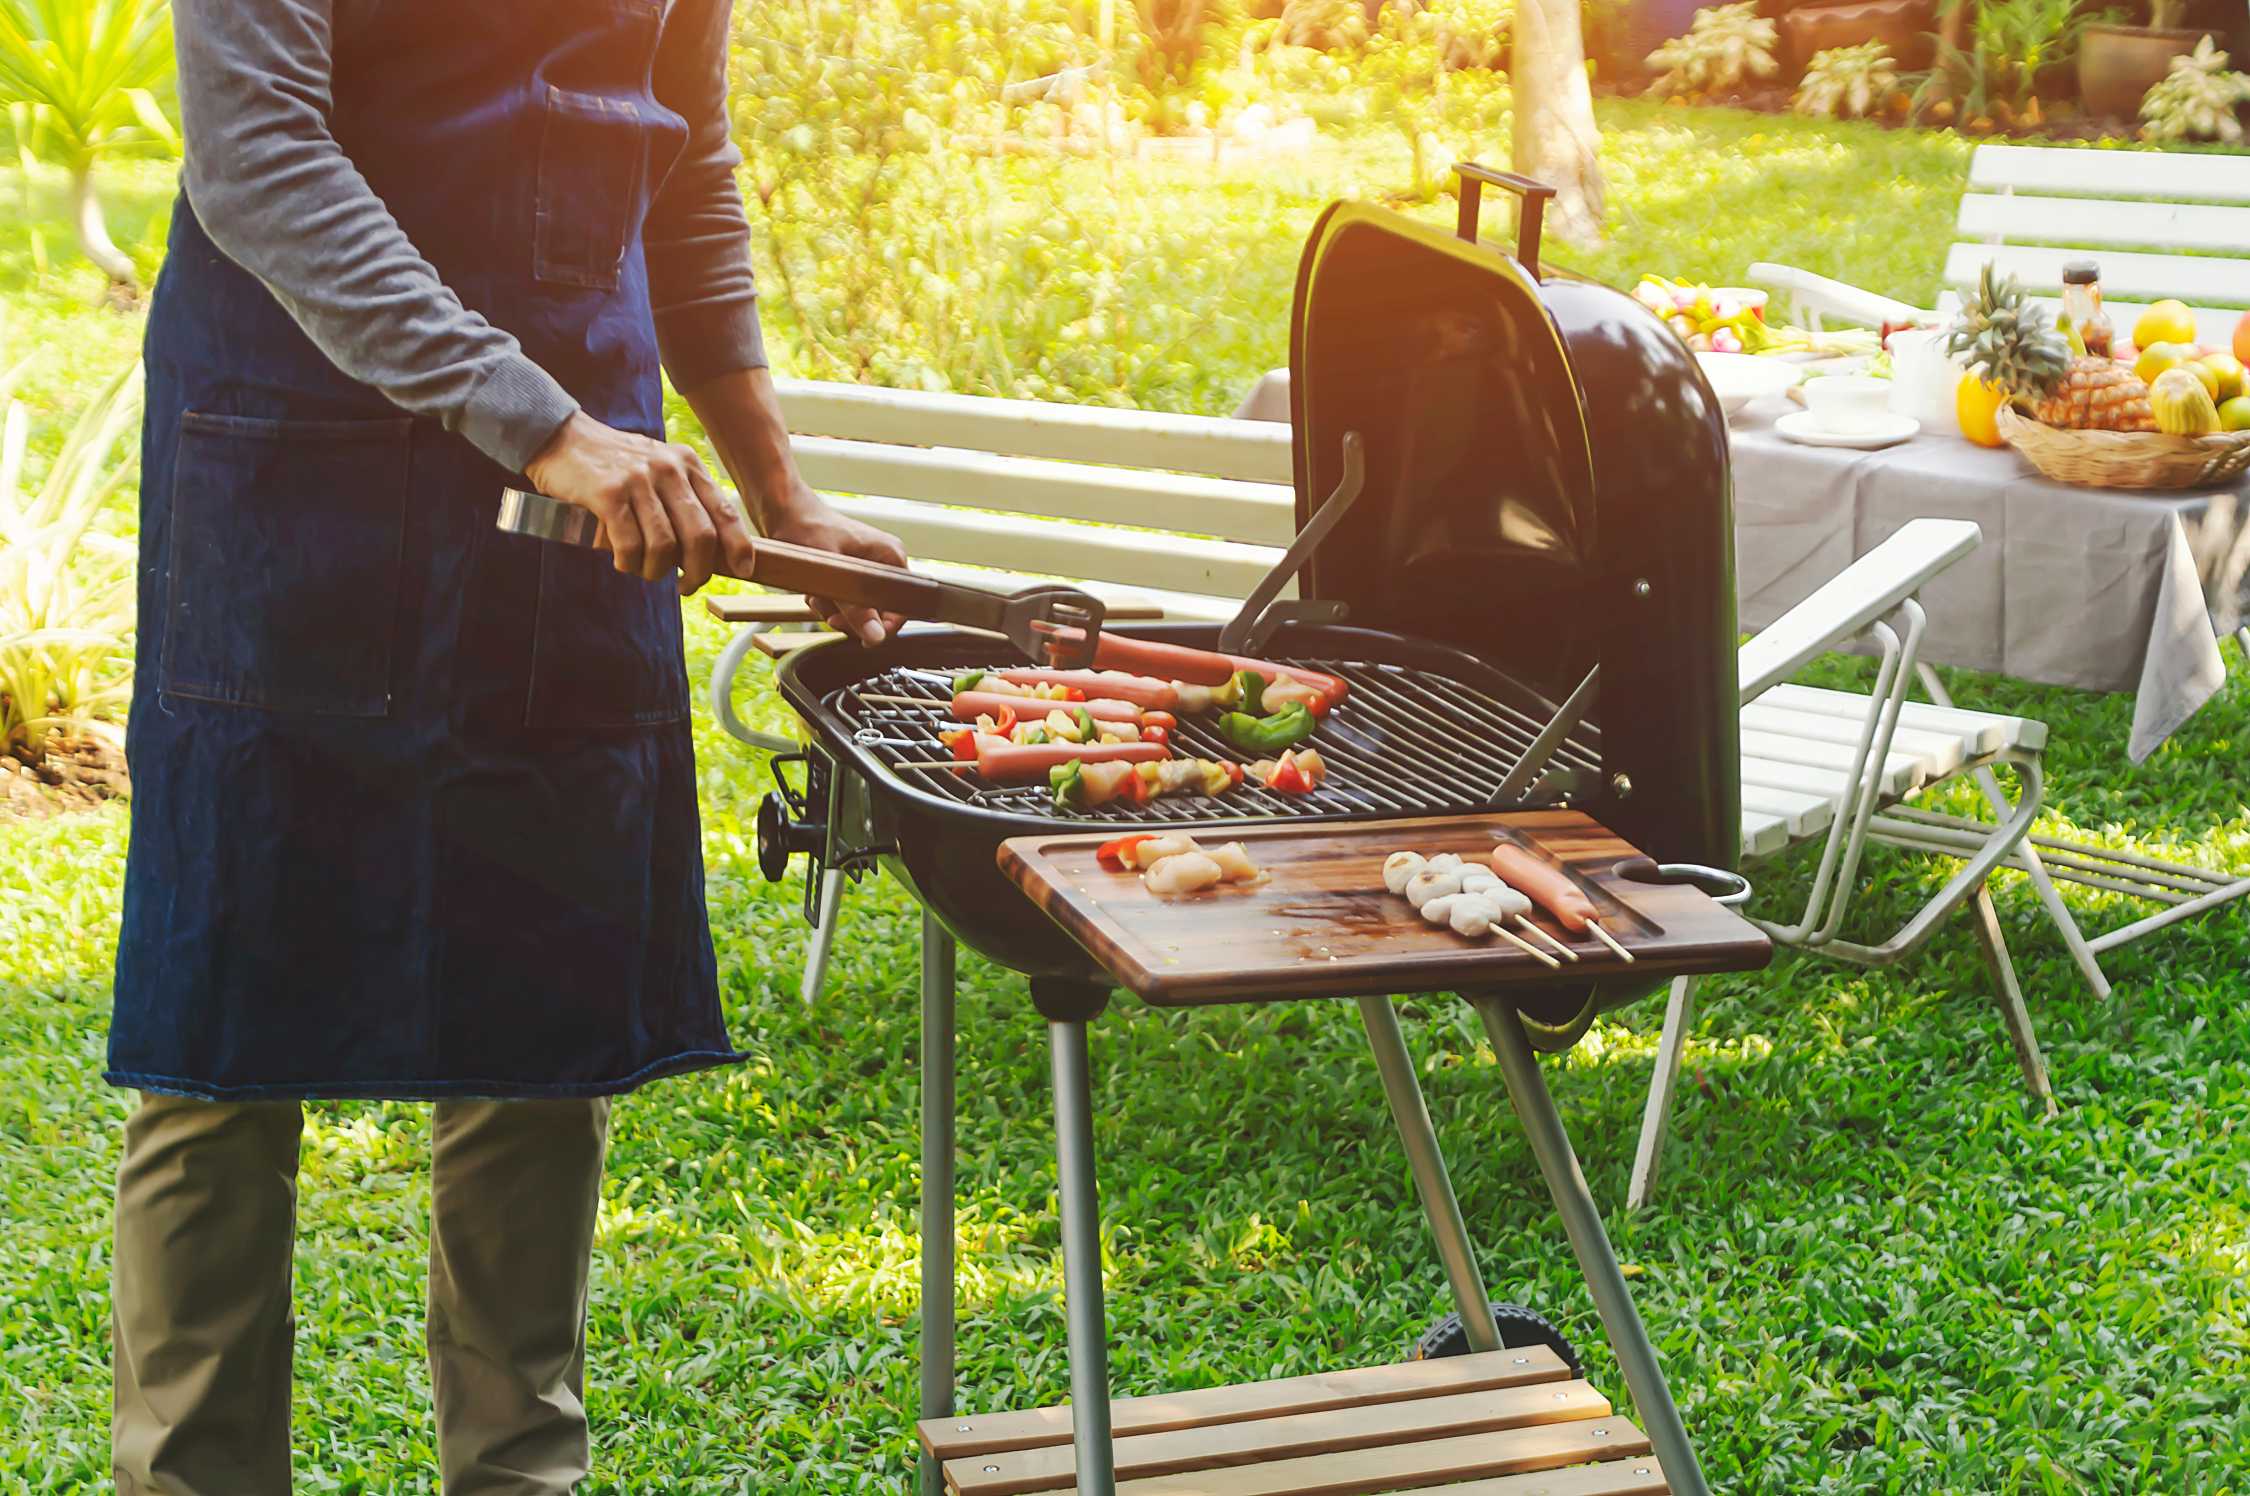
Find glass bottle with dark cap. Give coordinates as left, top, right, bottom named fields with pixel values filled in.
left=2060, top=260, right=2112, bottom=358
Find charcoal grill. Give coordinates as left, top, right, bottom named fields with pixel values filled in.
left=752, top=166, right=1762, bottom=1496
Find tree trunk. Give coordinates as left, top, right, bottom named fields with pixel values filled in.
left=70, top=164, right=140, bottom=300
left=1510, top=0, right=1606, bottom=249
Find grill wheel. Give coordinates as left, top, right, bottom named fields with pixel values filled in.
left=1414, top=1300, right=1582, bottom=1378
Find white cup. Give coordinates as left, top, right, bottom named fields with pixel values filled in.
left=1802, top=375, right=1892, bottom=434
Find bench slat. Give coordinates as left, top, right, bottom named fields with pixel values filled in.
left=1080, top=1418, right=1653, bottom=1496
left=1942, top=242, right=2249, bottom=310
left=1741, top=703, right=1970, bottom=777
left=827, top=494, right=1283, bottom=601
left=776, top=378, right=1296, bottom=484
left=1758, top=684, right=2047, bottom=753
left=920, top=1350, right=1573, bottom=1461
left=946, top=1381, right=1613, bottom=1495
left=1957, top=192, right=2250, bottom=256
left=1967, top=142, right=2250, bottom=205
left=1740, top=729, right=1921, bottom=797
left=793, top=435, right=1298, bottom=547
left=1419, top=1460, right=1670, bottom=1495
left=1740, top=809, right=1790, bottom=859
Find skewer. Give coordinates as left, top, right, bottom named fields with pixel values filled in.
left=1515, top=917, right=1579, bottom=961
left=1492, top=924, right=1562, bottom=969
left=894, top=760, right=973, bottom=770
left=1584, top=919, right=1634, bottom=962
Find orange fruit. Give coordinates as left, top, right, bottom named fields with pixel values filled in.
left=2135, top=300, right=2199, bottom=350
left=2234, top=310, right=2250, bottom=367
left=1956, top=373, right=2008, bottom=447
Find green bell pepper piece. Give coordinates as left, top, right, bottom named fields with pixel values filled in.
left=1050, top=759, right=1085, bottom=810
left=1077, top=708, right=1097, bottom=742
left=1217, top=701, right=1314, bottom=754
left=952, top=670, right=987, bottom=694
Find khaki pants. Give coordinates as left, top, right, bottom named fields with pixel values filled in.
left=112, top=1092, right=612, bottom=1495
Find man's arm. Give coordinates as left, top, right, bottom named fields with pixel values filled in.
left=646, top=0, right=907, bottom=642
left=175, top=0, right=753, bottom=589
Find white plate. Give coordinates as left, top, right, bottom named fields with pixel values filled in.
left=1695, top=351, right=1802, bottom=416
left=1774, top=409, right=1920, bottom=449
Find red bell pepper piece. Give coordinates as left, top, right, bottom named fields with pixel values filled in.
left=940, top=728, right=978, bottom=761
left=1097, top=833, right=1155, bottom=868
left=1267, top=751, right=1310, bottom=795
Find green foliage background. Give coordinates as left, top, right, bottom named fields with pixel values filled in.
left=3, top=17, right=2247, bottom=1493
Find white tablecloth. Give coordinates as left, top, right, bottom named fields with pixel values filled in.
left=1235, top=370, right=2249, bottom=762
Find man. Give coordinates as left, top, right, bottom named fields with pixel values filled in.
left=107, top=1, right=901, bottom=1489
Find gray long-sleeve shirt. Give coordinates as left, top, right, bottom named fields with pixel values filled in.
left=173, top=0, right=769, bottom=474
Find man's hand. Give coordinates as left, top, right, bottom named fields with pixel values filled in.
left=524, top=412, right=759, bottom=595
left=759, top=478, right=910, bottom=646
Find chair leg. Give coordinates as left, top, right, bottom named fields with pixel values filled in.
left=799, top=868, right=845, bottom=1006
left=1966, top=883, right=2058, bottom=1117
left=918, top=915, right=957, bottom=1496
left=1473, top=999, right=1712, bottom=1496
left=1627, top=976, right=1698, bottom=1213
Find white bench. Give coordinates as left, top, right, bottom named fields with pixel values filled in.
left=1752, top=141, right=2250, bottom=347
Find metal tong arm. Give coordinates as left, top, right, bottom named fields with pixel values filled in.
left=1217, top=431, right=1364, bottom=656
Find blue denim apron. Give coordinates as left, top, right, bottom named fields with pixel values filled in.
left=109, top=0, right=742, bottom=1100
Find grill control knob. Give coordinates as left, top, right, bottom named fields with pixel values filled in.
left=756, top=792, right=826, bottom=882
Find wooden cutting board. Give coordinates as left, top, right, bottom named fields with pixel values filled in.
left=998, top=811, right=1772, bottom=1007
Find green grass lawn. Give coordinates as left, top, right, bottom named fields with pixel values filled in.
left=5, top=107, right=2248, bottom=1493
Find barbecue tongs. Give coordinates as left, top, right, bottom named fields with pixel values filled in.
left=496, top=487, right=1105, bottom=665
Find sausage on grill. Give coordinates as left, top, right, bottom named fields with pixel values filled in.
left=997, top=668, right=1177, bottom=711
left=953, top=691, right=1142, bottom=725
left=1041, top=629, right=1350, bottom=710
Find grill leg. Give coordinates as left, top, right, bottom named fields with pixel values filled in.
left=1355, top=997, right=1499, bottom=1351
left=918, top=915, right=957, bottom=1496
left=803, top=868, right=845, bottom=1006
left=1626, top=976, right=1697, bottom=1212
left=1473, top=998, right=1710, bottom=1496
left=1047, top=1017, right=1118, bottom=1496
left=1966, top=882, right=2058, bottom=1117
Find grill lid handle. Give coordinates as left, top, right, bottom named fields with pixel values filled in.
left=1452, top=161, right=1555, bottom=275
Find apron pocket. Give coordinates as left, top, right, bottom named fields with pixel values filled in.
left=525, top=544, right=689, bottom=729
left=161, top=412, right=412, bottom=717
left=533, top=85, right=646, bottom=290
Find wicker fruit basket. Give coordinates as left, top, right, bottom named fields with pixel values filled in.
left=1998, top=407, right=2250, bottom=491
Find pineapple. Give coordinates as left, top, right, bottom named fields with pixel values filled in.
left=2031, top=358, right=2158, bottom=432
left=1946, top=263, right=2157, bottom=432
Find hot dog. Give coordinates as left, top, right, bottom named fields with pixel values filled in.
left=974, top=738, right=1167, bottom=783
left=1040, top=629, right=1350, bottom=710
left=998, top=668, right=1177, bottom=711
left=1489, top=843, right=1598, bottom=933
left=952, top=691, right=1142, bottom=725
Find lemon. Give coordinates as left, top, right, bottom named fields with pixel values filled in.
left=2134, top=342, right=2192, bottom=387
left=2198, top=354, right=2245, bottom=404
left=2135, top=300, right=2199, bottom=351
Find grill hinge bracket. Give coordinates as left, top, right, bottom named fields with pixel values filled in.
left=1218, top=431, right=1364, bottom=656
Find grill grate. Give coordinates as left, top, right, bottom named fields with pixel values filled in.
left=824, top=658, right=1599, bottom=826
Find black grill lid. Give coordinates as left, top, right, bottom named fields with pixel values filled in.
left=1285, top=184, right=1741, bottom=875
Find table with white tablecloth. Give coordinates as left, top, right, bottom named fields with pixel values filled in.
left=1236, top=369, right=2249, bottom=761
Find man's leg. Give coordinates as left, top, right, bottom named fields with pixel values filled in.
left=113, top=1092, right=305, bottom=1495
left=428, top=1098, right=611, bottom=1495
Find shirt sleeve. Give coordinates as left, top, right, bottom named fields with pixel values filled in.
left=643, top=0, right=770, bottom=389
left=172, top=0, right=580, bottom=474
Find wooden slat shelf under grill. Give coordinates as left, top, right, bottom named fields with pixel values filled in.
left=919, top=1350, right=1670, bottom=1496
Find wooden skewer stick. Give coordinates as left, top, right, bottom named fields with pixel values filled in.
left=1515, top=917, right=1579, bottom=961
left=1584, top=919, right=1634, bottom=962
left=1492, top=924, right=1562, bottom=969
left=893, top=760, right=974, bottom=770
